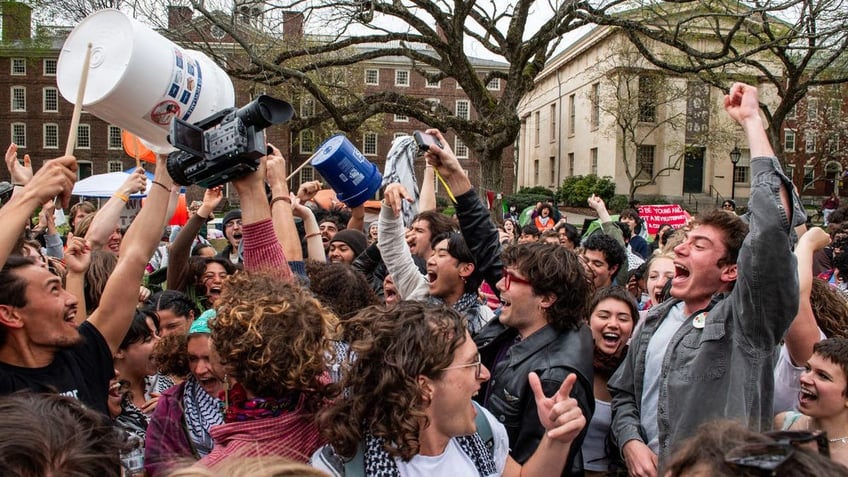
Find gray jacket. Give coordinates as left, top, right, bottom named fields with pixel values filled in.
left=608, top=155, right=806, bottom=462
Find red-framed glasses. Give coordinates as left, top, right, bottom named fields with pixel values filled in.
left=504, top=270, right=531, bottom=290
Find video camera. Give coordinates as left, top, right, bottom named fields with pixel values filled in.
left=166, top=95, right=294, bottom=188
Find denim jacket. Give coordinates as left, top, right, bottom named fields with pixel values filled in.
left=608, top=156, right=806, bottom=462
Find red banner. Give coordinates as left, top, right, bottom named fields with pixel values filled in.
left=637, top=204, right=691, bottom=236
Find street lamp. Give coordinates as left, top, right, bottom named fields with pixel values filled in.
left=730, top=145, right=742, bottom=200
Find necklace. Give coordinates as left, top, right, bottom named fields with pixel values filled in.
left=829, top=436, right=848, bottom=445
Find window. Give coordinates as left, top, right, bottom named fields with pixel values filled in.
left=568, top=152, right=574, bottom=177
left=808, top=99, right=818, bottom=120
left=299, top=130, right=315, bottom=154
left=43, top=87, right=58, bottom=112
left=425, top=72, right=440, bottom=88
left=11, top=86, right=26, bottom=111
left=11, top=123, right=25, bottom=147
left=533, top=160, right=540, bottom=185
left=300, top=97, right=315, bottom=118
left=590, top=148, right=598, bottom=175
left=638, top=76, right=657, bottom=122
left=455, top=137, right=468, bottom=159
left=365, top=69, right=379, bottom=85
left=591, top=83, right=600, bottom=129
left=734, top=163, right=750, bottom=183
left=827, top=133, right=840, bottom=154
left=636, top=145, right=655, bottom=179
left=394, top=113, right=408, bottom=122
left=805, top=132, right=816, bottom=153
left=393, top=132, right=406, bottom=141
left=534, top=111, right=540, bottom=147
left=804, top=165, right=815, bottom=187
left=549, top=104, right=556, bottom=142
left=363, top=132, right=377, bottom=156
left=549, top=156, right=556, bottom=186
left=486, top=78, right=500, bottom=91
left=300, top=165, right=315, bottom=183
left=107, top=160, right=124, bottom=173
left=43, top=58, right=57, bottom=76
left=831, top=99, right=842, bottom=121
left=108, top=125, right=122, bottom=150
left=786, top=104, right=796, bottom=120
left=77, top=161, right=93, bottom=180
left=456, top=100, right=470, bottom=120
left=76, top=124, right=91, bottom=149
left=11, top=58, right=25, bottom=75
left=43, top=124, right=58, bottom=149
left=568, top=94, right=575, bottom=135
left=395, top=70, right=410, bottom=87
left=784, top=129, right=796, bottom=152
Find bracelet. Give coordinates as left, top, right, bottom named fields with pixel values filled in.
left=304, top=232, right=321, bottom=239
left=151, top=180, right=171, bottom=193
left=269, top=196, right=292, bottom=208
left=113, top=192, right=129, bottom=203
left=12, top=183, right=24, bottom=187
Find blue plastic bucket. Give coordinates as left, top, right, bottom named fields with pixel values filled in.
left=310, top=134, right=382, bottom=208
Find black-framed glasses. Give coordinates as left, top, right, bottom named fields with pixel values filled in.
left=723, top=203, right=734, bottom=209
left=503, top=270, right=531, bottom=290
left=724, top=430, right=829, bottom=475
left=443, top=352, right=482, bottom=379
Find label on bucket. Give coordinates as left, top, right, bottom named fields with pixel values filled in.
left=148, top=48, right=204, bottom=126
left=335, top=158, right=366, bottom=186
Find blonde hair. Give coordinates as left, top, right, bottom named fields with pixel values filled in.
left=167, top=456, right=329, bottom=477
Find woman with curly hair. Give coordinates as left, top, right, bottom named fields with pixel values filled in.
left=202, top=272, right=338, bottom=467
left=312, top=301, right=586, bottom=476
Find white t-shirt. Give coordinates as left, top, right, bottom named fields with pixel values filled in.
left=772, top=329, right=826, bottom=414
left=311, top=406, right=509, bottom=477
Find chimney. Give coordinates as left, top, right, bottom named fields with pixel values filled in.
left=282, top=11, right=304, bottom=40
left=167, top=5, right=193, bottom=29
left=2, top=2, right=31, bottom=42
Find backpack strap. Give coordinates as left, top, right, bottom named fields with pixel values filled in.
left=343, top=442, right=365, bottom=477
left=473, top=400, right=494, bottom=455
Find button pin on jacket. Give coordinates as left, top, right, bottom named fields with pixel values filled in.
left=692, top=312, right=707, bottom=329
left=503, top=389, right=520, bottom=403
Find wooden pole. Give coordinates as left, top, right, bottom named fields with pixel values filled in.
left=65, top=43, right=93, bottom=157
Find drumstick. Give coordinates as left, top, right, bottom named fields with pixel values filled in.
left=286, top=154, right=316, bottom=181
left=65, top=42, right=93, bottom=157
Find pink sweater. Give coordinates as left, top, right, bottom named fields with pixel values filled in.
left=241, top=218, right=292, bottom=280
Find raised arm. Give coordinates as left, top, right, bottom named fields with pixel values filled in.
left=230, top=156, right=292, bottom=279
left=424, top=129, right=502, bottom=293
left=85, top=168, right=147, bottom=250
left=784, top=227, right=830, bottom=365
left=265, top=146, right=303, bottom=262
left=167, top=187, right=222, bottom=292
left=0, top=156, right=77, bottom=267
left=88, top=155, right=172, bottom=354
left=418, top=164, right=436, bottom=212
left=726, top=83, right=804, bottom=347
left=378, top=183, right=428, bottom=301
left=293, top=196, right=325, bottom=262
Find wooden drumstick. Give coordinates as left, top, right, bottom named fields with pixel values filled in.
left=65, top=42, right=93, bottom=157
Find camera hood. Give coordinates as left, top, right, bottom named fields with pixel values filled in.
left=237, top=95, right=294, bottom=130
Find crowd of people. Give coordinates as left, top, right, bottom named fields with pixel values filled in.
left=0, top=83, right=847, bottom=477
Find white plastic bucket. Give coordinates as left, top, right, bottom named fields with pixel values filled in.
left=57, top=9, right=235, bottom=153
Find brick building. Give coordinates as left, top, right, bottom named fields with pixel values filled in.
left=0, top=3, right=512, bottom=203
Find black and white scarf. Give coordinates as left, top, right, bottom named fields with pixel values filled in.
left=381, top=136, right=420, bottom=228
left=182, top=375, right=224, bottom=457
left=363, top=431, right=496, bottom=476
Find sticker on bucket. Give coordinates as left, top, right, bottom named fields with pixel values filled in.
left=150, top=48, right=203, bottom=126
left=334, top=158, right=366, bottom=185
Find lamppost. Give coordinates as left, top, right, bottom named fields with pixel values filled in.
left=730, top=146, right=742, bottom=200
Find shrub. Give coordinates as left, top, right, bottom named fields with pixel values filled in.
left=558, top=175, right=615, bottom=207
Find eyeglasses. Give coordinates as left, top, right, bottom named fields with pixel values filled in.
left=724, top=430, right=829, bottom=475
left=722, top=203, right=734, bottom=209
left=442, top=352, right=482, bottom=379
left=503, top=270, right=531, bottom=290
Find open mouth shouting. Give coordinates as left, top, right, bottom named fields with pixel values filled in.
left=672, top=263, right=690, bottom=285
left=799, top=386, right=818, bottom=406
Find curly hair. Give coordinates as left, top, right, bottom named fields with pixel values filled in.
left=583, top=233, right=626, bottom=274
left=810, top=278, right=848, bottom=339
left=688, top=209, right=749, bottom=268
left=210, top=272, right=338, bottom=410
left=318, top=301, right=467, bottom=461
left=305, top=261, right=378, bottom=319
left=153, top=333, right=190, bottom=378
left=501, top=242, right=593, bottom=331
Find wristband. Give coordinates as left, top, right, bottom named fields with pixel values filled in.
left=270, top=196, right=292, bottom=208
left=113, top=192, right=129, bottom=203
left=151, top=180, right=171, bottom=193
left=304, top=232, right=321, bottom=239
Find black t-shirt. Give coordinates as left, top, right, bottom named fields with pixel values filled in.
left=0, top=321, right=114, bottom=416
